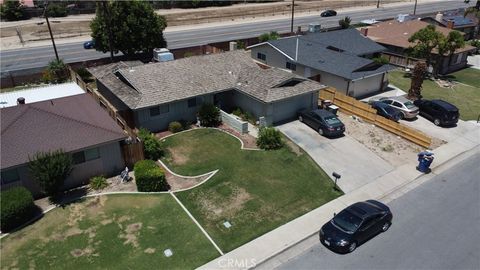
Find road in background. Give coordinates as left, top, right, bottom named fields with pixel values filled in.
left=277, top=151, right=480, bottom=270
left=0, top=0, right=471, bottom=72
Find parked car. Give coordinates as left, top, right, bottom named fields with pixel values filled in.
left=319, top=200, right=393, bottom=253
left=369, top=96, right=419, bottom=119
left=298, top=109, right=345, bottom=137
left=413, top=99, right=459, bottom=126
left=83, top=40, right=95, bottom=49
left=371, top=101, right=403, bottom=122
left=321, top=10, right=337, bottom=17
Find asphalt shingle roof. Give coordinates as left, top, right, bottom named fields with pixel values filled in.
left=89, top=51, right=323, bottom=110
left=0, top=94, right=127, bottom=169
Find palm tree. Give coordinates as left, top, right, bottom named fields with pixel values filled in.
left=338, top=16, right=352, bottom=29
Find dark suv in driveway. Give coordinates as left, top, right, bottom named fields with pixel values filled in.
left=298, top=109, right=345, bottom=137
left=414, top=99, right=459, bottom=126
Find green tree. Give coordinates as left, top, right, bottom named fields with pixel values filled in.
left=43, top=59, right=69, bottom=83
left=29, top=150, right=73, bottom=197
left=0, top=0, right=29, bottom=21
left=90, top=1, right=167, bottom=58
left=138, top=128, right=164, bottom=160
left=338, top=16, right=352, bottom=29
left=45, top=3, right=68, bottom=17
left=408, top=25, right=443, bottom=71
left=434, top=30, right=465, bottom=76
left=258, top=31, right=280, bottom=42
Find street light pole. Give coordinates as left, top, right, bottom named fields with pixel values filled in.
left=290, top=0, right=295, bottom=34
left=413, top=0, right=418, bottom=15
left=44, top=2, right=59, bottom=62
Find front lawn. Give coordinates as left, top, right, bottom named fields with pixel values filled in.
left=161, top=129, right=342, bottom=252
left=388, top=69, right=480, bottom=120
left=0, top=194, right=219, bottom=270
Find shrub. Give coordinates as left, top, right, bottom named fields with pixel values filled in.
left=89, top=176, right=109, bottom=190
left=28, top=149, right=73, bottom=197
left=198, top=103, right=221, bottom=127
left=0, top=187, right=35, bottom=232
left=0, top=1, right=29, bottom=21
left=232, top=108, right=243, bottom=117
left=46, top=3, right=68, bottom=17
left=138, top=128, right=163, bottom=160
left=43, top=59, right=69, bottom=84
left=76, top=67, right=93, bottom=82
left=469, top=39, right=480, bottom=53
left=168, top=121, right=183, bottom=133
left=134, top=160, right=169, bottom=192
left=257, top=127, right=283, bottom=150
left=372, top=56, right=390, bottom=65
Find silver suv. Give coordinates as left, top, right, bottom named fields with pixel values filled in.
left=370, top=96, right=419, bottom=119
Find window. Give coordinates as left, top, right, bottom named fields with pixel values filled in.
left=257, top=52, right=266, bottom=61
left=392, top=101, right=403, bottom=108
left=187, top=98, right=197, bottom=108
left=72, top=148, right=100, bottom=165
left=286, top=62, right=297, bottom=71
left=1, top=169, right=19, bottom=184
left=149, top=105, right=169, bottom=117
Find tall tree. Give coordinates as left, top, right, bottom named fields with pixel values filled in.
left=407, top=62, right=427, bottom=100
left=408, top=25, right=442, bottom=70
left=433, top=30, right=465, bottom=76
left=29, top=150, right=73, bottom=198
left=90, top=1, right=167, bottom=58
left=338, top=16, right=352, bottom=29
left=0, top=0, right=29, bottom=21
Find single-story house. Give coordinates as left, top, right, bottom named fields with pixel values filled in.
left=363, top=20, right=477, bottom=74
left=88, top=50, right=324, bottom=131
left=0, top=93, right=127, bottom=197
left=421, top=13, right=479, bottom=40
left=247, top=29, right=395, bottom=98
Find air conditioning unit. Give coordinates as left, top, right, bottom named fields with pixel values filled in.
left=308, top=23, right=321, bottom=33
left=153, top=48, right=174, bottom=62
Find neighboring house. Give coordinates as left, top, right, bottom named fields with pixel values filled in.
left=0, top=93, right=127, bottom=197
left=363, top=20, right=477, bottom=74
left=421, top=13, right=479, bottom=40
left=88, top=50, right=323, bottom=131
left=247, top=29, right=395, bottom=98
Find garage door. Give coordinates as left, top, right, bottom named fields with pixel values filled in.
left=272, top=93, right=314, bottom=124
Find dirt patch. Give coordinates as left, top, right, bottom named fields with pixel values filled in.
left=70, top=247, right=95, bottom=258
left=64, top=227, right=83, bottom=238
left=198, top=186, right=252, bottom=219
left=119, top=222, right=143, bottom=248
left=169, top=146, right=190, bottom=165
left=117, top=215, right=131, bottom=223
left=144, top=248, right=156, bottom=254
left=67, top=203, right=86, bottom=227
left=285, top=139, right=302, bottom=156
left=100, top=219, right=113, bottom=226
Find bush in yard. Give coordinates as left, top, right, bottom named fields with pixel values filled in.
left=28, top=149, right=73, bottom=197
left=0, top=187, right=35, bottom=232
left=168, top=121, right=183, bottom=133
left=42, top=59, right=69, bottom=84
left=46, top=3, right=68, bottom=17
left=257, top=127, right=283, bottom=150
left=134, top=160, right=169, bottom=192
left=89, top=176, right=109, bottom=190
left=198, top=103, right=221, bottom=127
left=138, top=128, right=163, bottom=160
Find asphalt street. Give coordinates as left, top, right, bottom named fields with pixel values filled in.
left=276, top=151, right=480, bottom=270
left=0, top=0, right=472, bottom=72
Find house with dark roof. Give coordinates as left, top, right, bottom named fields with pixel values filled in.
left=88, top=50, right=324, bottom=131
left=421, top=12, right=479, bottom=40
left=247, top=29, right=395, bottom=98
left=0, top=93, right=127, bottom=197
left=363, top=20, right=477, bottom=74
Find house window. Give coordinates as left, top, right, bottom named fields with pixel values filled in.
left=149, top=105, right=169, bottom=117
left=187, top=98, right=197, bottom=108
left=72, top=148, right=100, bottom=165
left=257, top=52, right=266, bottom=61
left=1, top=169, right=19, bottom=184
left=286, top=62, right=297, bottom=71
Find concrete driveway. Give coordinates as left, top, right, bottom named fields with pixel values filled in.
left=278, top=121, right=394, bottom=193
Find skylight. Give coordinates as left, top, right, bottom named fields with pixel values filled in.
left=277, top=78, right=304, bottom=87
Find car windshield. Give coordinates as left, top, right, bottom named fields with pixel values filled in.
left=332, top=210, right=362, bottom=233
left=324, top=116, right=341, bottom=125
left=404, top=101, right=416, bottom=109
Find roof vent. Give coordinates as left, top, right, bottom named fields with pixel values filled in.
left=17, top=97, right=25, bottom=105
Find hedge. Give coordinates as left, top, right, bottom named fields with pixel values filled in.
left=0, top=187, right=36, bottom=232
left=134, top=160, right=169, bottom=192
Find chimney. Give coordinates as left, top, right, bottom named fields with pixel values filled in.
left=360, top=28, right=368, bottom=36
left=447, top=19, right=454, bottom=29
left=17, top=97, right=25, bottom=105
left=229, top=41, right=238, bottom=51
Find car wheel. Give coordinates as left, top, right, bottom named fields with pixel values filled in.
left=433, top=118, right=441, bottom=126
left=318, top=128, right=324, bottom=135
left=399, top=112, right=406, bottom=120
left=348, top=242, right=357, bottom=253
left=381, top=222, right=390, bottom=232
left=299, top=116, right=303, bottom=122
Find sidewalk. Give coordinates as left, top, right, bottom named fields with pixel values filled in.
left=198, top=126, right=479, bottom=269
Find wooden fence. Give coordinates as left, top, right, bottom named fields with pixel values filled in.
left=320, top=87, right=432, bottom=148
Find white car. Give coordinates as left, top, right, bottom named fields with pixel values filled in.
left=369, top=96, right=419, bottom=119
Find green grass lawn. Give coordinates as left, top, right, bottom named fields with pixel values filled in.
left=388, top=69, right=480, bottom=120
left=161, top=129, right=342, bottom=252
left=0, top=194, right=219, bottom=270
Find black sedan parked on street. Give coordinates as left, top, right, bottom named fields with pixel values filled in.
left=298, top=109, right=345, bottom=137
left=413, top=99, right=459, bottom=126
left=371, top=101, right=403, bottom=122
left=319, top=200, right=393, bottom=253
left=321, top=9, right=337, bottom=17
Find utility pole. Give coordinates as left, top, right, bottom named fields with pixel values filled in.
left=377, top=0, right=380, bottom=8
left=290, top=0, right=295, bottom=34
left=101, top=1, right=114, bottom=62
left=44, top=2, right=59, bottom=61
left=413, top=0, right=418, bottom=15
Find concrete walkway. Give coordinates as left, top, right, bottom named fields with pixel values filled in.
left=467, top=55, right=480, bottom=70
left=198, top=125, right=480, bottom=269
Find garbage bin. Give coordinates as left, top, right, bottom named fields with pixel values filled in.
left=417, top=151, right=434, bottom=173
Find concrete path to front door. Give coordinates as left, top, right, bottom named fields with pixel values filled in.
left=277, top=121, right=394, bottom=193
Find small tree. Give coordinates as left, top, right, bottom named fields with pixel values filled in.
left=407, top=61, right=427, bottom=101
left=0, top=187, right=35, bottom=232
left=138, top=128, right=163, bottom=160
left=258, top=31, right=280, bottom=42
left=29, top=150, right=73, bottom=197
left=257, top=127, right=283, bottom=150
left=338, top=16, right=352, bottom=29
left=0, top=1, right=29, bottom=21
left=408, top=25, right=442, bottom=71
left=43, top=59, right=69, bottom=83
left=372, top=56, right=390, bottom=65
left=46, top=3, right=68, bottom=17
left=198, top=103, right=221, bottom=127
